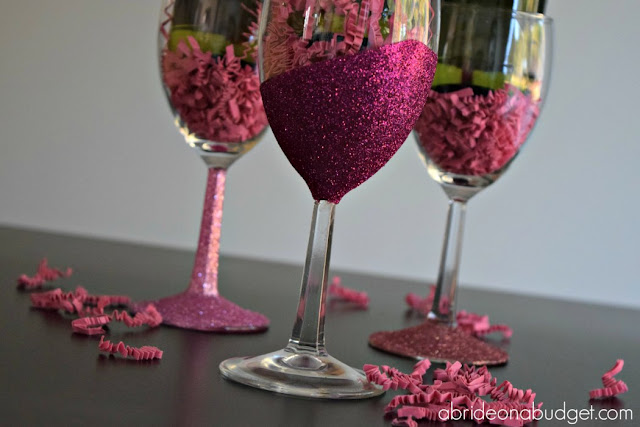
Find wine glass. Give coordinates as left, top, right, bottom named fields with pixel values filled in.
left=220, top=0, right=440, bottom=398
left=131, top=0, right=270, bottom=332
left=369, top=4, right=553, bottom=364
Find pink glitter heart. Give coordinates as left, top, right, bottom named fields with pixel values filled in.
left=261, top=40, right=437, bottom=203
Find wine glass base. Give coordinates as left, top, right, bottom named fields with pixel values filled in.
left=219, top=347, right=385, bottom=399
left=368, top=320, right=508, bottom=366
left=131, top=292, right=269, bottom=333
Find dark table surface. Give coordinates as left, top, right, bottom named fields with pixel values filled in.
left=0, top=226, right=638, bottom=426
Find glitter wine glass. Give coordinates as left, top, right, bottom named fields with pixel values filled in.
left=220, top=0, right=440, bottom=398
left=131, top=0, right=270, bottom=332
left=369, top=4, right=553, bottom=364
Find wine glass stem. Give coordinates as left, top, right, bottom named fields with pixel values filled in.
left=288, top=200, right=336, bottom=354
left=428, top=198, right=467, bottom=326
left=186, top=167, right=227, bottom=297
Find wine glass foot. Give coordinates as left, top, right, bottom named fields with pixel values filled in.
left=368, top=320, right=508, bottom=366
left=219, top=347, right=385, bottom=399
left=131, top=292, right=269, bottom=333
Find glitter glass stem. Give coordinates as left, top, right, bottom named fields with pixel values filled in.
left=428, top=198, right=466, bottom=325
left=288, top=200, right=335, bottom=353
left=129, top=0, right=271, bottom=332
left=369, top=5, right=552, bottom=365
left=186, top=167, right=226, bottom=297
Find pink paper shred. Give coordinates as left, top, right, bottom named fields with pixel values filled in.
left=30, top=286, right=131, bottom=317
left=415, top=86, right=540, bottom=176
left=364, top=360, right=541, bottom=426
left=17, top=258, right=72, bottom=289
left=160, top=0, right=174, bottom=42
left=406, top=285, right=513, bottom=339
left=405, top=285, right=450, bottom=315
left=263, top=0, right=383, bottom=78
left=24, top=263, right=164, bottom=358
left=72, top=305, right=163, bottom=335
left=98, top=336, right=163, bottom=361
left=328, top=276, right=369, bottom=309
left=262, top=0, right=436, bottom=80
left=589, top=360, right=629, bottom=399
left=160, top=0, right=265, bottom=143
left=162, top=34, right=267, bottom=143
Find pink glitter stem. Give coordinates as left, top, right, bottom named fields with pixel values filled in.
left=129, top=166, right=269, bottom=331
left=188, top=167, right=226, bottom=297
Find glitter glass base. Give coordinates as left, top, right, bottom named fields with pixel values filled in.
left=131, top=292, right=269, bottom=333
left=369, top=320, right=508, bottom=366
left=219, top=346, right=384, bottom=399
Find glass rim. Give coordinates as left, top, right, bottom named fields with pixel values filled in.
left=442, top=3, right=554, bottom=24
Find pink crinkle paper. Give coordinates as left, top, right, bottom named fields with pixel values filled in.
left=98, top=336, right=163, bottom=361
left=415, top=86, right=540, bottom=176
left=30, top=285, right=130, bottom=317
left=590, top=359, right=629, bottom=399
left=17, top=258, right=72, bottom=289
left=328, top=276, right=369, bottom=309
left=162, top=37, right=268, bottom=143
left=21, top=259, right=164, bottom=360
left=262, top=0, right=388, bottom=79
left=262, top=0, right=436, bottom=80
left=365, top=360, right=541, bottom=426
left=406, top=285, right=512, bottom=339
left=72, top=305, right=162, bottom=335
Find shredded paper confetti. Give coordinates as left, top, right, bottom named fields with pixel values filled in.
left=98, top=336, right=163, bottom=361
left=415, top=86, right=540, bottom=176
left=22, top=258, right=164, bottom=360
left=406, top=285, right=513, bottom=339
left=365, top=360, right=541, bottom=426
left=17, top=258, right=72, bottom=289
left=328, top=276, right=369, bottom=309
left=589, top=360, right=628, bottom=399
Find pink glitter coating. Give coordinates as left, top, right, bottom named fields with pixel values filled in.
left=130, top=167, right=270, bottom=332
left=415, top=86, right=540, bottom=176
left=189, top=168, right=225, bottom=297
left=131, top=292, right=269, bottom=333
left=364, top=360, right=541, bottom=426
left=261, top=40, right=437, bottom=203
left=368, top=320, right=508, bottom=366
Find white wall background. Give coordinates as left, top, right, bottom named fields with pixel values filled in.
left=1, top=0, right=639, bottom=308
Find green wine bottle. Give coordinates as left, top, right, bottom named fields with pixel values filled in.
left=435, top=0, right=548, bottom=89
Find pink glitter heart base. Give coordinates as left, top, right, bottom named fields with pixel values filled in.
left=131, top=293, right=269, bottom=333
left=261, top=40, right=437, bottom=203
left=369, top=320, right=508, bottom=366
